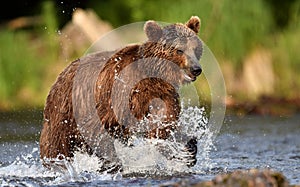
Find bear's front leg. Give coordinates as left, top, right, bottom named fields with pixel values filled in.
left=129, top=78, right=180, bottom=140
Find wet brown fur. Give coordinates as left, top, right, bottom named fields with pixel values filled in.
left=39, top=16, right=202, bottom=166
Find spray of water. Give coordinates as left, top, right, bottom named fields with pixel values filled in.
left=0, top=104, right=215, bottom=186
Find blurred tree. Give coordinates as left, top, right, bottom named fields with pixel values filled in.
left=0, top=1, right=39, bottom=23
left=0, top=0, right=88, bottom=29
left=265, top=0, right=297, bottom=30
left=53, top=0, right=88, bottom=28
left=85, top=0, right=133, bottom=27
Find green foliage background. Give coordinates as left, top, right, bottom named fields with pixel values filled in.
left=0, top=0, right=299, bottom=110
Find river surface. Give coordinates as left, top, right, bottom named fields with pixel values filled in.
left=0, top=110, right=299, bottom=186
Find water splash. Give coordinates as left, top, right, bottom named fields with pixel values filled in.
left=0, top=147, right=56, bottom=178
left=0, top=147, right=120, bottom=186
left=0, top=104, right=215, bottom=186
left=112, top=103, right=215, bottom=176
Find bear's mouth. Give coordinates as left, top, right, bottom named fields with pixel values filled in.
left=182, top=70, right=196, bottom=83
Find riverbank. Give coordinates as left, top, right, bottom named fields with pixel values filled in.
left=1, top=95, right=300, bottom=117
left=226, top=95, right=300, bottom=116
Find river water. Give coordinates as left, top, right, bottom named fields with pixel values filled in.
left=0, top=110, right=299, bottom=186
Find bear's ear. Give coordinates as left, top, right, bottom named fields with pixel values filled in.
left=144, top=20, right=163, bottom=41
left=186, top=16, right=201, bottom=34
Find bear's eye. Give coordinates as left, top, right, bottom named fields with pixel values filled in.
left=176, top=49, right=184, bottom=55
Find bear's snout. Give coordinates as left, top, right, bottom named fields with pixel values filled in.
left=190, top=65, right=202, bottom=77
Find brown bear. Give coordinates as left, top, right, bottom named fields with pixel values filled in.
left=39, top=16, right=203, bottom=171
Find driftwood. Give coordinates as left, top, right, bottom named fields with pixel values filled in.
left=59, top=8, right=125, bottom=61
left=6, top=16, right=42, bottom=29
left=72, top=8, right=113, bottom=43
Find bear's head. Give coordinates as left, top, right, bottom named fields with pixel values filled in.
left=143, top=16, right=203, bottom=85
